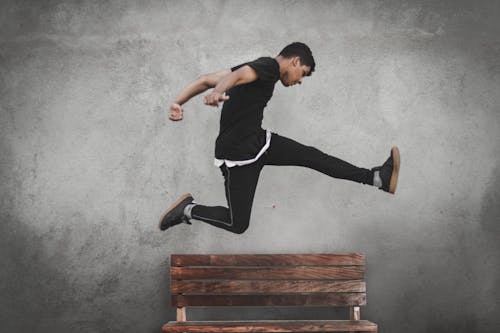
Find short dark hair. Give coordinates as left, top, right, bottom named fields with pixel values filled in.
left=278, top=42, right=315, bottom=76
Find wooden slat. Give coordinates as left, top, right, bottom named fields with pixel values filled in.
left=171, top=266, right=364, bottom=280
left=171, top=280, right=366, bottom=294
left=171, top=254, right=365, bottom=267
left=162, top=320, right=377, bottom=332
left=172, top=293, right=366, bottom=307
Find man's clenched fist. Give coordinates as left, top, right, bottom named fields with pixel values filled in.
left=204, top=91, right=230, bottom=107
left=169, top=103, right=183, bottom=121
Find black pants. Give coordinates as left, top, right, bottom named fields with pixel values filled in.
left=191, top=133, right=374, bottom=234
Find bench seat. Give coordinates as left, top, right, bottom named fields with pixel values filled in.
left=163, top=320, right=378, bottom=332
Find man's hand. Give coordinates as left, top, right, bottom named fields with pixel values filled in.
left=168, top=103, right=184, bottom=121
left=203, top=90, right=230, bottom=107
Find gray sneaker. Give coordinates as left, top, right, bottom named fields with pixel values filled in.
left=159, top=193, right=194, bottom=231
left=372, top=147, right=400, bottom=194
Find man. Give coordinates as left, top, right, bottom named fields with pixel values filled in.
left=159, top=42, right=400, bottom=234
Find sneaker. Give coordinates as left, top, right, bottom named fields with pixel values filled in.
left=372, top=146, right=400, bottom=194
left=159, top=193, right=194, bottom=231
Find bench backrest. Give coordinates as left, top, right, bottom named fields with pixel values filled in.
left=170, top=254, right=366, bottom=307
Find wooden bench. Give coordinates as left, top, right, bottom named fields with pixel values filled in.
left=162, top=254, right=377, bottom=333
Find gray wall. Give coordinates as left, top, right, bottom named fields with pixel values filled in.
left=1, top=1, right=499, bottom=332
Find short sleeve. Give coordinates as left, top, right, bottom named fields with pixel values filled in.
left=231, top=57, right=279, bottom=83
left=231, top=62, right=247, bottom=72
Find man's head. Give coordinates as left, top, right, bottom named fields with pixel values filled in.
left=276, top=42, right=315, bottom=87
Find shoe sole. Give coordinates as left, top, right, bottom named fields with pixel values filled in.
left=389, top=146, right=400, bottom=194
left=159, top=193, right=193, bottom=230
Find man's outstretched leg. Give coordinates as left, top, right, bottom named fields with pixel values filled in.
left=265, top=133, right=400, bottom=194
left=158, top=134, right=400, bottom=232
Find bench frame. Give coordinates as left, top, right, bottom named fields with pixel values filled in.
left=163, top=254, right=377, bottom=333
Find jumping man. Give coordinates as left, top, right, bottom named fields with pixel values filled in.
left=159, top=42, right=400, bottom=234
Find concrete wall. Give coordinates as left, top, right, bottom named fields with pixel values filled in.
left=1, top=1, right=499, bottom=332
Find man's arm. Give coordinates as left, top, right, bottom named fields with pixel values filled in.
left=169, top=69, right=230, bottom=121
left=203, top=65, right=259, bottom=107
left=169, top=65, right=259, bottom=120
left=174, top=69, right=231, bottom=105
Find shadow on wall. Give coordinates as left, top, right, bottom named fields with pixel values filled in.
left=478, top=159, right=500, bottom=331
left=0, top=215, right=75, bottom=332
left=480, top=161, right=500, bottom=236
left=0, top=214, right=175, bottom=333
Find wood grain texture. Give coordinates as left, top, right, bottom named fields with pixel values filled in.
left=172, top=293, right=366, bottom=307
left=164, top=254, right=376, bottom=332
left=162, top=320, right=377, bottom=332
left=171, top=266, right=365, bottom=280
left=171, top=280, right=366, bottom=294
left=171, top=254, right=365, bottom=267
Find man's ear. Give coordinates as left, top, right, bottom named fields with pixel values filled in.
left=293, top=56, right=302, bottom=67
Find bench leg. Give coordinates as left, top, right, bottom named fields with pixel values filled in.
left=177, top=307, right=186, bottom=322
left=349, top=306, right=360, bottom=333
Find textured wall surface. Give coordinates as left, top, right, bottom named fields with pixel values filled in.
left=1, top=1, right=499, bottom=332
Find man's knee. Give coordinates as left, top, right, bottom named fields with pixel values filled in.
left=230, top=216, right=250, bottom=234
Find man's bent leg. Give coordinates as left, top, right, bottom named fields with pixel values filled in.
left=190, top=161, right=264, bottom=234
left=265, top=133, right=374, bottom=185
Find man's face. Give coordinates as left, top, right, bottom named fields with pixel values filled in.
left=280, top=57, right=311, bottom=87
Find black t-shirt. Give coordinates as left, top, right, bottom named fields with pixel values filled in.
left=215, top=57, right=280, bottom=161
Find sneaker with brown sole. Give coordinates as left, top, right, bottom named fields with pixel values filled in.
left=159, top=193, right=194, bottom=231
left=372, top=146, right=400, bottom=194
